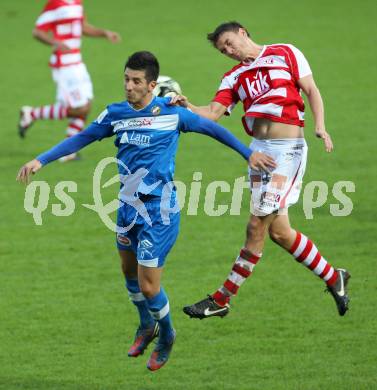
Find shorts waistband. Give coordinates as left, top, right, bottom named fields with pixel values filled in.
left=250, top=138, right=307, bottom=150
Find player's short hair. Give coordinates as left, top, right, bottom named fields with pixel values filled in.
left=124, top=51, right=160, bottom=82
left=207, top=21, right=250, bottom=47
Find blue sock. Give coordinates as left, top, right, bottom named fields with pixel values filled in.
left=125, top=278, right=154, bottom=329
left=146, top=287, right=174, bottom=343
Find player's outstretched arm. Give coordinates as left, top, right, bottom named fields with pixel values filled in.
left=16, top=123, right=111, bottom=184
left=82, top=19, right=121, bottom=43
left=298, top=75, right=334, bottom=152
left=170, top=96, right=226, bottom=122
left=187, top=116, right=276, bottom=171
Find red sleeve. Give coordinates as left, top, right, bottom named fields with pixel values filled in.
left=213, top=88, right=234, bottom=107
left=212, top=89, right=239, bottom=116
left=35, top=1, right=55, bottom=31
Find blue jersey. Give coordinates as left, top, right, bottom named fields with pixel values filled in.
left=37, top=96, right=251, bottom=197
left=94, top=97, right=201, bottom=196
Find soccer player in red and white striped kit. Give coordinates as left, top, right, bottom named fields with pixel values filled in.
left=18, top=0, right=121, bottom=161
left=172, top=22, right=350, bottom=318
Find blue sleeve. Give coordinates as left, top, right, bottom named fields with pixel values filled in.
left=178, top=108, right=252, bottom=160
left=36, top=121, right=113, bottom=166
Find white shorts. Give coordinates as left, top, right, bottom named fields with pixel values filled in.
left=249, top=138, right=308, bottom=216
left=52, top=63, right=94, bottom=108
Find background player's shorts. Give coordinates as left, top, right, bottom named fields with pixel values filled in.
left=116, top=196, right=180, bottom=268
left=52, top=63, right=93, bottom=108
left=249, top=138, right=308, bottom=216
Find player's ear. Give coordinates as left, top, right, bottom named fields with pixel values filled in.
left=149, top=80, right=157, bottom=91
left=239, top=28, right=248, bottom=37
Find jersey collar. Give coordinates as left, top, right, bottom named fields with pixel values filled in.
left=242, top=45, right=266, bottom=65
left=127, top=95, right=157, bottom=112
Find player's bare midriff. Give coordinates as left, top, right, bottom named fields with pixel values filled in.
left=252, top=117, right=304, bottom=140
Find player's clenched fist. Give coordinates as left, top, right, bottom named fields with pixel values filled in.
left=16, top=159, right=42, bottom=184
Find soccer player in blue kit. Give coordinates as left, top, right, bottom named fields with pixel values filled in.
left=17, top=51, right=276, bottom=370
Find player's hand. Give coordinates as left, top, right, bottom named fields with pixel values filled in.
left=52, top=41, right=70, bottom=51
left=315, top=129, right=333, bottom=152
left=169, top=94, right=189, bottom=108
left=249, top=152, right=277, bottom=172
left=104, top=30, right=121, bottom=43
left=16, top=159, right=42, bottom=184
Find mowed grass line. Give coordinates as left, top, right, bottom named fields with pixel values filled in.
left=1, top=0, right=376, bottom=389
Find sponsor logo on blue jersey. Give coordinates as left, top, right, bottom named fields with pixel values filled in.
left=120, top=131, right=152, bottom=147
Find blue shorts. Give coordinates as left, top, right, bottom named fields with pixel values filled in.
left=116, top=196, right=180, bottom=268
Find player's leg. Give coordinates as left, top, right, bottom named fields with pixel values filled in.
left=183, top=148, right=282, bottom=320
left=18, top=63, right=93, bottom=146
left=117, top=242, right=158, bottom=358
left=269, top=213, right=350, bottom=315
left=212, top=212, right=275, bottom=305
left=58, top=64, right=93, bottom=161
left=183, top=212, right=275, bottom=319
left=18, top=67, right=68, bottom=137
left=139, top=265, right=176, bottom=371
left=137, top=201, right=179, bottom=371
left=116, top=201, right=159, bottom=358
left=18, top=100, right=90, bottom=135
left=58, top=102, right=91, bottom=162
left=18, top=102, right=69, bottom=138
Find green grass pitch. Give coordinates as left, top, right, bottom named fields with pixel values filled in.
left=1, top=0, right=376, bottom=388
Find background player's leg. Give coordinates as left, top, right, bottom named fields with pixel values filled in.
left=269, top=213, right=338, bottom=285
left=18, top=102, right=68, bottom=138
left=18, top=102, right=90, bottom=139
left=59, top=103, right=91, bottom=162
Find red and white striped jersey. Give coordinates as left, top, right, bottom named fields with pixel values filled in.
left=35, top=0, right=84, bottom=68
left=213, top=44, right=312, bottom=135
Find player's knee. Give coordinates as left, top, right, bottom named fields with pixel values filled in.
left=68, top=102, right=91, bottom=118
left=269, top=226, right=289, bottom=245
left=139, top=281, right=159, bottom=299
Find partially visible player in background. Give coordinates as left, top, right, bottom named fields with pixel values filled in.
left=171, top=21, right=351, bottom=319
left=18, top=0, right=121, bottom=162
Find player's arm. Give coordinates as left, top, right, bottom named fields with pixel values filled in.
left=82, top=18, right=121, bottom=43
left=32, top=27, right=70, bottom=51
left=299, top=75, right=333, bottom=152
left=294, top=47, right=333, bottom=153
left=170, top=95, right=227, bottom=121
left=16, top=123, right=112, bottom=184
left=185, top=116, right=276, bottom=171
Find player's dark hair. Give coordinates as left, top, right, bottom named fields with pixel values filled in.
left=124, top=51, right=159, bottom=82
left=207, top=21, right=250, bottom=47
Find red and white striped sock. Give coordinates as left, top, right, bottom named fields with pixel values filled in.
left=65, top=117, right=85, bottom=137
left=31, top=103, right=68, bottom=120
left=212, top=248, right=262, bottom=306
left=289, top=231, right=338, bottom=286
